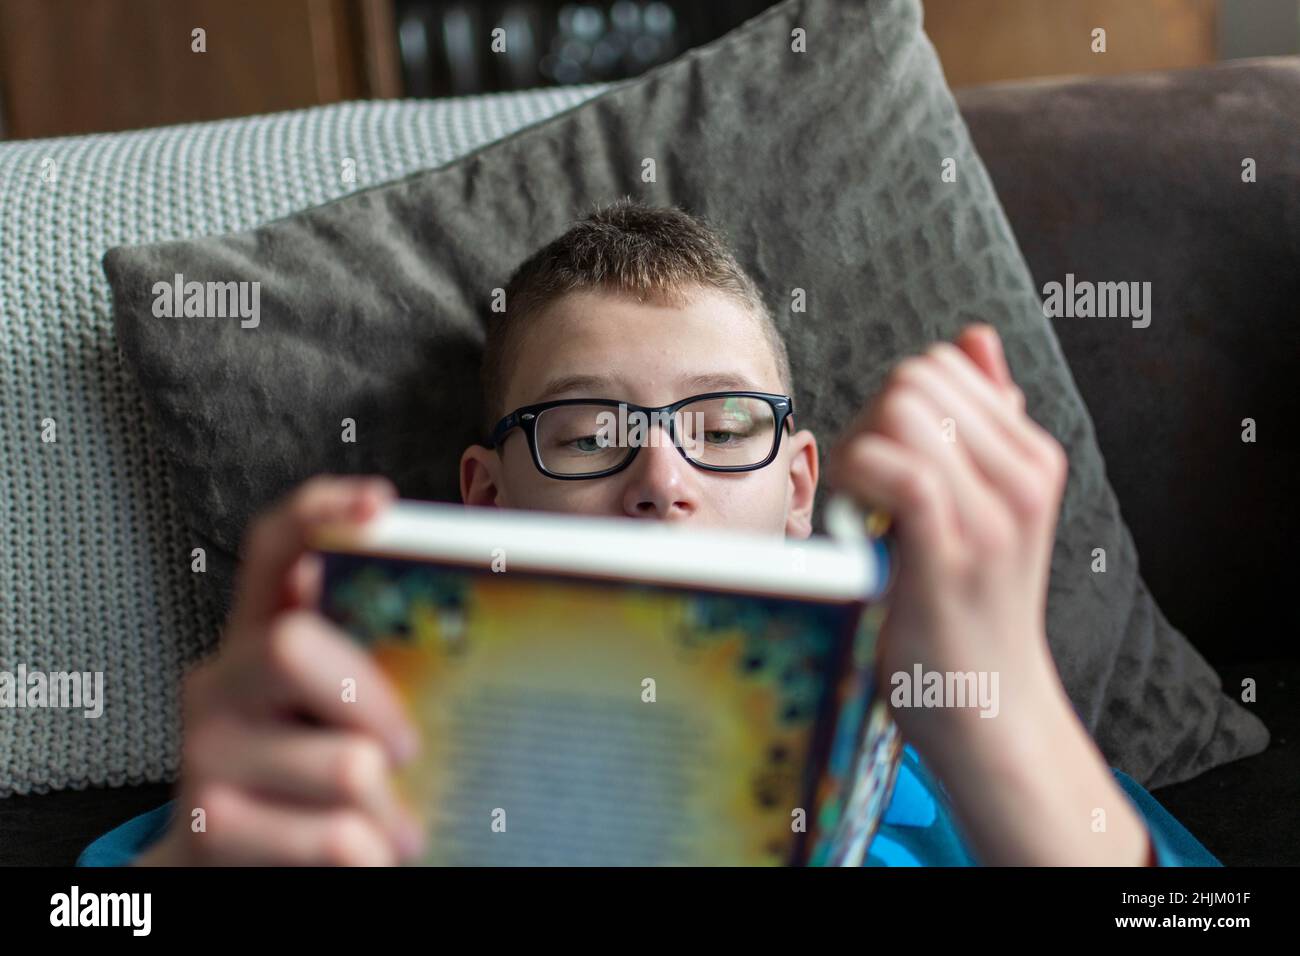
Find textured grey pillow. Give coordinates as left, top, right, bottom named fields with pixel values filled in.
left=104, top=0, right=1266, bottom=787
left=0, top=88, right=610, bottom=799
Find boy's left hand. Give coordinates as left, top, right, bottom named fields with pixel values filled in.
left=827, top=324, right=1152, bottom=865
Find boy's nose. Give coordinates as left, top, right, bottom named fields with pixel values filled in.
left=620, top=427, right=697, bottom=522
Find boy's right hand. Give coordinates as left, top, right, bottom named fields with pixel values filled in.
left=135, top=476, right=427, bottom=866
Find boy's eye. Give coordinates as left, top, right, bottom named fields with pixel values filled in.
left=699, top=418, right=760, bottom=444
left=561, top=434, right=607, bottom=453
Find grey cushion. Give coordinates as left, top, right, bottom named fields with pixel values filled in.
left=0, top=87, right=612, bottom=798
left=104, top=0, right=1266, bottom=788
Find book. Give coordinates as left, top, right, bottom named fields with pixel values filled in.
left=312, top=499, right=901, bottom=866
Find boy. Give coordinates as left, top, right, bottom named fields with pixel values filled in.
left=81, top=200, right=1218, bottom=866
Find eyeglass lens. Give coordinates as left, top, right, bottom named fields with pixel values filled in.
left=534, top=396, right=779, bottom=476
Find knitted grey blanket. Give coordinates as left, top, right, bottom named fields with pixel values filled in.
left=0, top=88, right=609, bottom=796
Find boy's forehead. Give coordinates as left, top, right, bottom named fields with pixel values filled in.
left=505, top=289, right=784, bottom=408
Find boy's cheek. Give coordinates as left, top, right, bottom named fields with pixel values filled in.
left=701, top=476, right=791, bottom=534
left=508, top=473, right=623, bottom=518
left=499, top=457, right=791, bottom=531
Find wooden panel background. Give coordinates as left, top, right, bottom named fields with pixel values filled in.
left=0, top=0, right=398, bottom=139
left=0, top=0, right=1227, bottom=139
left=924, top=0, right=1219, bottom=88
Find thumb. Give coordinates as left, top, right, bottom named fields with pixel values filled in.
left=226, top=475, right=395, bottom=638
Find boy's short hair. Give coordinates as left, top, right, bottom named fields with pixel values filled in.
left=481, top=198, right=793, bottom=433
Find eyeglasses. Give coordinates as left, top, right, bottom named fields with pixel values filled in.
left=486, top=391, right=796, bottom=480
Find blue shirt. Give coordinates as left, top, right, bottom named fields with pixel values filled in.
left=76, top=744, right=1220, bottom=866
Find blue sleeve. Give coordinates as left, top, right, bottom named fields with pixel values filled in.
left=865, top=745, right=977, bottom=866
left=1110, top=769, right=1222, bottom=867
left=76, top=801, right=174, bottom=867
left=79, top=769, right=1218, bottom=867
left=865, top=745, right=1221, bottom=866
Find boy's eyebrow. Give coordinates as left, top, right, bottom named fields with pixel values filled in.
left=678, top=372, right=767, bottom=393
left=533, top=372, right=767, bottom=403
left=534, top=373, right=617, bottom=401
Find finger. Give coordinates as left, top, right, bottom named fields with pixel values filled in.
left=284, top=552, right=324, bottom=608
left=864, top=385, right=1003, bottom=544
left=926, top=342, right=1055, bottom=466
left=186, top=717, right=425, bottom=858
left=955, top=324, right=1014, bottom=392
left=828, top=432, right=957, bottom=571
left=228, top=476, right=396, bottom=636
left=889, top=357, right=1058, bottom=525
left=231, top=610, right=420, bottom=765
left=954, top=325, right=1027, bottom=412
left=182, top=783, right=399, bottom=865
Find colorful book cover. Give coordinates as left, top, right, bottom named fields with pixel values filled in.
left=315, top=501, right=900, bottom=866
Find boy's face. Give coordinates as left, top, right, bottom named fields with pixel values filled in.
left=460, top=288, right=819, bottom=538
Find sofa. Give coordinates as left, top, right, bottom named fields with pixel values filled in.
left=1, top=56, right=1295, bottom=866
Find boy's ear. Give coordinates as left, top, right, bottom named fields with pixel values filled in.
left=460, top=444, right=503, bottom=507
left=784, top=429, right=819, bottom=539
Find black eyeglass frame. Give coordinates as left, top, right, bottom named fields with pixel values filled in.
left=486, top=390, right=796, bottom=480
